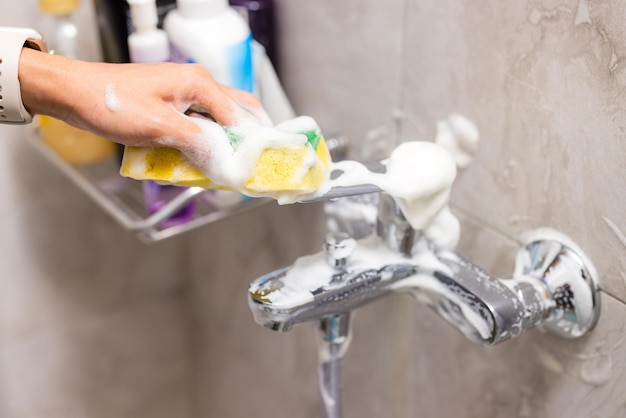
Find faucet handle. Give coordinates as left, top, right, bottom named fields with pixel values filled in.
left=324, top=232, right=356, bottom=269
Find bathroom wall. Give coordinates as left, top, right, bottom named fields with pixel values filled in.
left=1, top=0, right=625, bottom=418
left=265, top=0, right=626, bottom=417
left=0, top=2, right=193, bottom=412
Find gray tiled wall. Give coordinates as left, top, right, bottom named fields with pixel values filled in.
left=0, top=0, right=624, bottom=417
left=272, top=0, right=626, bottom=416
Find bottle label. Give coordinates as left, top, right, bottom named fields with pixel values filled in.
left=226, top=34, right=255, bottom=93
left=168, top=34, right=255, bottom=93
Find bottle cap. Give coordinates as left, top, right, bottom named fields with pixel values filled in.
left=127, top=0, right=158, bottom=32
left=39, top=0, right=80, bottom=15
left=177, top=0, right=229, bottom=19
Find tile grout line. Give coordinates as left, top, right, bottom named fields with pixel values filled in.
left=452, top=203, right=626, bottom=308
left=600, top=289, right=626, bottom=307
left=450, top=201, right=522, bottom=246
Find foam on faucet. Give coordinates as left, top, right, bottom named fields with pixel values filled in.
left=324, top=141, right=458, bottom=236
left=249, top=234, right=410, bottom=307
left=250, top=231, right=493, bottom=342
left=435, top=113, right=480, bottom=168
left=316, top=114, right=478, bottom=247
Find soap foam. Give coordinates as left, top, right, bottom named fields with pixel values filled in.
left=105, top=84, right=121, bottom=112
left=435, top=113, right=479, bottom=169
left=319, top=141, right=458, bottom=233
left=181, top=117, right=311, bottom=192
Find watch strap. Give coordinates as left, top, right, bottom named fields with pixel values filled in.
left=0, top=26, right=47, bottom=124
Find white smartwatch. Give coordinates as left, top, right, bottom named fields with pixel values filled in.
left=0, top=26, right=48, bottom=124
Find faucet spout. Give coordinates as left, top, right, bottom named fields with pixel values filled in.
left=248, top=195, right=600, bottom=345
left=249, top=258, right=423, bottom=332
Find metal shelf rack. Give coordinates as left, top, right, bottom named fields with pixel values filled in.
left=26, top=127, right=272, bottom=244
left=26, top=126, right=347, bottom=244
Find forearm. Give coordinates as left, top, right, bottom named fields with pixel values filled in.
left=18, top=47, right=82, bottom=121
left=9, top=32, right=269, bottom=151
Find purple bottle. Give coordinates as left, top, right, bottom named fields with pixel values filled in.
left=143, top=181, right=197, bottom=228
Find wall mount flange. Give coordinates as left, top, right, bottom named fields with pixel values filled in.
left=515, top=229, right=601, bottom=339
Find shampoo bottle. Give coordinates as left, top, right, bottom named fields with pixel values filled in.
left=227, top=0, right=295, bottom=123
left=229, top=0, right=277, bottom=72
left=164, top=0, right=255, bottom=92
left=126, top=0, right=196, bottom=227
left=93, top=0, right=177, bottom=63
left=38, top=0, right=117, bottom=165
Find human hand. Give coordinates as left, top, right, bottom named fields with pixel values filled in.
left=18, top=48, right=271, bottom=152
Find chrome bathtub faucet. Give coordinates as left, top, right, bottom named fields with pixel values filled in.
left=248, top=193, right=601, bottom=345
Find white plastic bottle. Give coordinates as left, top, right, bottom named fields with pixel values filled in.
left=127, top=0, right=170, bottom=63
left=164, top=0, right=255, bottom=92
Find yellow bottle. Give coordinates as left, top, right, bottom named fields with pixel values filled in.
left=39, top=0, right=80, bottom=15
left=38, top=116, right=116, bottom=165
left=37, top=0, right=116, bottom=165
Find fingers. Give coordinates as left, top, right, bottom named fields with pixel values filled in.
left=218, top=83, right=273, bottom=126
left=51, top=60, right=273, bottom=152
left=178, top=65, right=271, bottom=127
left=218, top=84, right=258, bottom=109
left=169, top=65, right=231, bottom=124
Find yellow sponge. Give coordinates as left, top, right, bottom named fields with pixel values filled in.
left=119, top=116, right=332, bottom=200
left=120, top=146, right=217, bottom=188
